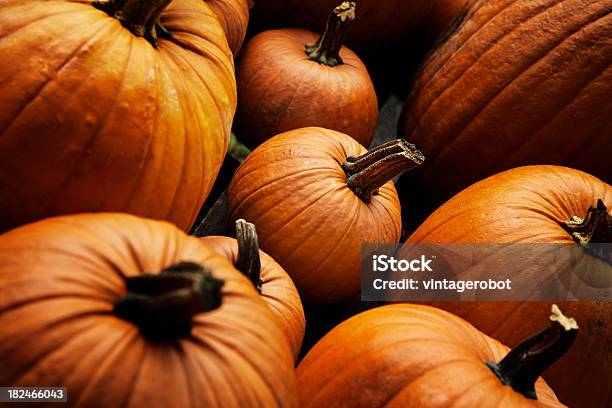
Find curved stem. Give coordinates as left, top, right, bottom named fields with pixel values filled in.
left=344, top=139, right=424, bottom=203
left=114, top=262, right=224, bottom=338
left=562, top=199, right=611, bottom=262
left=305, top=2, right=356, bottom=67
left=343, top=139, right=416, bottom=175
left=235, top=219, right=262, bottom=293
left=486, top=305, right=578, bottom=400
left=94, top=0, right=174, bottom=47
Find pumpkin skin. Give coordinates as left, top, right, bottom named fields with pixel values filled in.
left=0, top=213, right=297, bottom=407
left=201, top=234, right=306, bottom=360
left=400, top=0, right=612, bottom=209
left=234, top=28, right=378, bottom=148
left=205, top=0, right=252, bottom=55
left=0, top=0, right=237, bottom=232
left=227, top=128, right=404, bottom=304
left=297, top=304, right=564, bottom=407
left=252, top=0, right=432, bottom=50
left=407, top=165, right=611, bottom=408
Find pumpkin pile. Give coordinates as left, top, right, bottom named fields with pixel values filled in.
left=0, top=0, right=609, bottom=407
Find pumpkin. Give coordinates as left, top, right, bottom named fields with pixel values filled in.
left=252, top=0, right=433, bottom=51
left=399, top=0, right=612, bottom=210
left=407, top=165, right=611, bottom=408
left=0, top=213, right=297, bottom=407
left=227, top=128, right=424, bottom=303
left=0, top=0, right=237, bottom=232
left=205, top=0, right=252, bottom=55
left=201, top=219, right=306, bottom=360
left=297, top=303, right=575, bottom=407
left=234, top=2, right=378, bottom=149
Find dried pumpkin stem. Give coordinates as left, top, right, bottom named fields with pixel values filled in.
left=93, top=0, right=174, bottom=47
left=305, top=2, right=356, bottom=67
left=235, top=219, right=263, bottom=293
left=562, top=199, right=611, bottom=262
left=486, top=305, right=578, bottom=400
left=342, top=139, right=417, bottom=175
left=344, top=139, right=424, bottom=203
left=114, top=262, right=224, bottom=339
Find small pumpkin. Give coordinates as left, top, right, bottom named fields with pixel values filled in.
left=234, top=2, right=378, bottom=148
left=205, top=0, right=252, bottom=55
left=227, top=128, right=424, bottom=303
left=0, top=0, right=237, bottom=232
left=297, top=303, right=575, bottom=407
left=201, top=219, right=306, bottom=360
left=407, top=165, right=611, bottom=408
left=0, top=213, right=297, bottom=407
left=400, top=0, right=612, bottom=209
left=252, top=0, right=433, bottom=51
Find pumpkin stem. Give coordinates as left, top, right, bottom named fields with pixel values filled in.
left=114, top=262, right=224, bottom=339
left=486, top=305, right=578, bottom=400
left=562, top=199, right=611, bottom=262
left=93, top=0, right=174, bottom=47
left=305, top=2, right=356, bottom=67
left=235, top=219, right=263, bottom=293
left=343, top=139, right=424, bottom=203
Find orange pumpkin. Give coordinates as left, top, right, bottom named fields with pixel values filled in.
left=0, top=213, right=297, bottom=407
left=298, top=303, right=575, bottom=407
left=407, top=165, right=611, bottom=408
left=227, top=128, right=424, bottom=303
left=0, top=0, right=236, bottom=232
left=400, top=0, right=612, bottom=209
left=201, top=219, right=306, bottom=360
left=205, top=0, right=252, bottom=55
left=234, top=2, right=378, bottom=148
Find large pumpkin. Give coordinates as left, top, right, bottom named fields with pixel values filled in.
left=201, top=219, right=306, bottom=360
left=298, top=303, right=575, bottom=407
left=407, top=165, right=611, bottom=408
left=205, top=0, right=252, bottom=55
left=0, top=0, right=237, bottom=232
left=0, top=213, right=297, bottom=407
left=227, top=128, right=424, bottom=303
left=400, top=0, right=611, bottom=209
left=234, top=2, right=378, bottom=148
left=252, top=0, right=432, bottom=50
